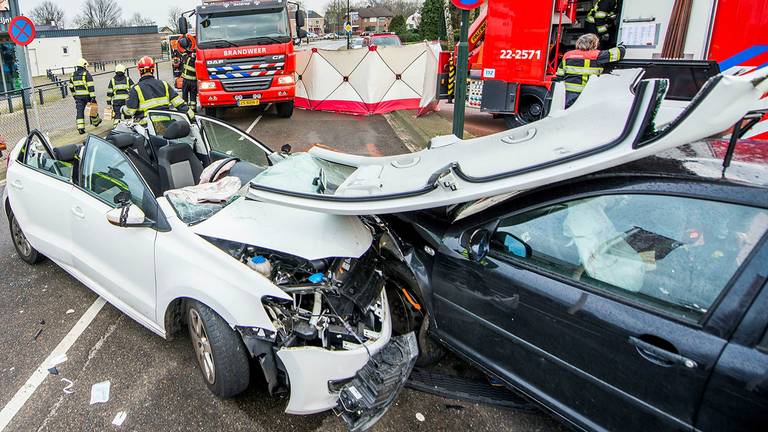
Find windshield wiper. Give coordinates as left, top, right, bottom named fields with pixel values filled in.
left=202, top=39, right=239, bottom=48
left=247, top=36, right=287, bottom=45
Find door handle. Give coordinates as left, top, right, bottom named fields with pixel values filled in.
left=628, top=336, right=698, bottom=369
left=10, top=180, right=23, bottom=190
left=71, top=207, right=85, bottom=220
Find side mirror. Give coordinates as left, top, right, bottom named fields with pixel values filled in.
left=178, top=16, right=189, bottom=35
left=107, top=204, right=149, bottom=228
left=295, top=9, right=306, bottom=29
left=468, top=229, right=491, bottom=262
left=503, top=233, right=532, bottom=259
left=281, top=144, right=292, bottom=154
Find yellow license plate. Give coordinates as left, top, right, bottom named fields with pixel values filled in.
left=237, top=99, right=261, bottom=107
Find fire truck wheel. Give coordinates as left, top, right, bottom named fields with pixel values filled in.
left=275, top=102, right=294, bottom=118
left=504, top=86, right=550, bottom=129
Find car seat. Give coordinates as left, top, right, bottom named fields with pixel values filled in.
left=157, top=142, right=204, bottom=192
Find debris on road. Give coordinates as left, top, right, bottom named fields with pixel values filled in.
left=416, top=412, right=426, bottom=422
left=66, top=309, right=75, bottom=315
left=47, top=367, right=59, bottom=375
left=61, top=378, right=74, bottom=394
left=32, top=328, right=43, bottom=341
left=111, top=411, right=127, bottom=427
left=90, top=381, right=110, bottom=404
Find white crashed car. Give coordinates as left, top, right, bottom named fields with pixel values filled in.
left=3, top=112, right=417, bottom=430
left=4, top=68, right=766, bottom=429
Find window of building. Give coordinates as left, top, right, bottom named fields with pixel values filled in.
left=62, top=46, right=69, bottom=55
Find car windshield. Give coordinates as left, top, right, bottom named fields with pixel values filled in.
left=165, top=181, right=250, bottom=225
left=371, top=36, right=400, bottom=46
left=251, top=153, right=356, bottom=195
left=198, top=9, right=291, bottom=47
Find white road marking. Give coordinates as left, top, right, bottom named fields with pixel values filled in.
left=239, top=114, right=264, bottom=141
left=0, top=297, right=106, bottom=431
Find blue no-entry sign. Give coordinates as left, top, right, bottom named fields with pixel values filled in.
left=9, top=16, right=36, bottom=46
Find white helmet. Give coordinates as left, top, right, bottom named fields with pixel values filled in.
left=115, top=64, right=126, bottom=74
left=77, top=58, right=89, bottom=68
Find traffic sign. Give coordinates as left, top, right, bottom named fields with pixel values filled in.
left=9, top=16, right=36, bottom=46
left=451, top=0, right=484, bottom=11
left=344, top=22, right=352, bottom=33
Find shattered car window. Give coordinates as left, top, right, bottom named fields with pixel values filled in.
left=252, top=153, right=356, bottom=195
left=165, top=178, right=245, bottom=225
left=491, top=194, right=768, bottom=322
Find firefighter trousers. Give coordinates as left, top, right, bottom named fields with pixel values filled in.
left=112, top=101, right=126, bottom=126
left=182, top=79, right=198, bottom=111
left=75, top=96, right=102, bottom=131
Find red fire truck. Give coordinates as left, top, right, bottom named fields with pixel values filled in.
left=178, top=0, right=307, bottom=118
left=443, top=0, right=768, bottom=134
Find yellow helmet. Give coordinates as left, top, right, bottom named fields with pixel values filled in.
left=115, top=64, right=126, bottom=74
left=77, top=58, right=89, bottom=68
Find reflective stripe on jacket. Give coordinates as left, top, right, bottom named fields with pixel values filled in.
left=181, top=55, right=197, bottom=81
left=556, top=46, right=625, bottom=94
left=123, top=75, right=191, bottom=123
left=107, top=73, right=135, bottom=103
left=68, top=68, right=96, bottom=98
left=585, top=0, right=618, bottom=33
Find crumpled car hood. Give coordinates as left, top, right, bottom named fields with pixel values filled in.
left=190, top=197, right=373, bottom=260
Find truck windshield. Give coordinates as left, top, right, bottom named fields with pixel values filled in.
left=198, top=9, right=291, bottom=48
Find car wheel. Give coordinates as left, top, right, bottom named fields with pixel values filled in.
left=9, top=211, right=44, bottom=265
left=187, top=300, right=250, bottom=398
left=384, top=261, right=445, bottom=366
left=275, top=101, right=294, bottom=118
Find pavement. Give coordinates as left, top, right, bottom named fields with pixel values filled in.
left=0, top=76, right=568, bottom=432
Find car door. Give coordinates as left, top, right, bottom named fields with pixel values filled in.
left=69, top=135, right=161, bottom=320
left=430, top=188, right=768, bottom=431
left=6, top=131, right=75, bottom=266
left=195, top=115, right=276, bottom=167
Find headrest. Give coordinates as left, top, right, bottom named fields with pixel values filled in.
left=163, top=121, right=191, bottom=140
left=107, top=133, right=137, bottom=150
left=53, top=144, right=79, bottom=162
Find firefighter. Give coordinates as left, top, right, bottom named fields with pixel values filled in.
left=179, top=38, right=198, bottom=111
left=122, top=56, right=194, bottom=130
left=585, top=0, right=619, bottom=47
left=106, top=64, right=135, bottom=127
left=68, top=58, right=102, bottom=134
left=557, top=34, right=626, bottom=108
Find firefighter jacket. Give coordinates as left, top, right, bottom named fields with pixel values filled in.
left=107, top=73, right=135, bottom=105
left=123, top=75, right=192, bottom=123
left=585, top=0, right=619, bottom=35
left=181, top=54, right=197, bottom=81
left=68, top=67, right=96, bottom=99
left=556, top=46, right=626, bottom=94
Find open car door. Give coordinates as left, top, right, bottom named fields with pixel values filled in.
left=248, top=69, right=768, bottom=215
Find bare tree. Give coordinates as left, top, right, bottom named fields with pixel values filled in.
left=127, top=12, right=154, bottom=27
left=75, top=0, right=123, bottom=28
left=30, top=1, right=66, bottom=26
left=168, top=6, right=184, bottom=33
left=366, top=0, right=422, bottom=17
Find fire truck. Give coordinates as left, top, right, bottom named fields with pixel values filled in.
left=442, top=0, right=768, bottom=134
left=178, top=0, right=307, bottom=118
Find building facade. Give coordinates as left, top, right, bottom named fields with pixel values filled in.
left=307, top=10, right=324, bottom=35
left=0, top=0, right=29, bottom=92
left=27, top=36, right=82, bottom=76
left=357, top=7, right=394, bottom=33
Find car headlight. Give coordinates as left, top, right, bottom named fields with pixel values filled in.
left=199, top=81, right=217, bottom=90
left=277, top=75, right=295, bottom=85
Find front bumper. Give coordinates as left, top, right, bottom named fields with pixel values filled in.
left=276, top=290, right=394, bottom=415
left=199, top=85, right=295, bottom=108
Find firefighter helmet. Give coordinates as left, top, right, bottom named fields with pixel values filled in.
left=115, top=64, right=127, bottom=74
left=77, top=58, right=89, bottom=68
left=137, top=56, right=155, bottom=75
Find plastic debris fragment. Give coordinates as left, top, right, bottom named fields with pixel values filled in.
left=112, top=411, right=127, bottom=426
left=416, top=412, right=425, bottom=422
left=90, top=381, right=110, bottom=404
left=61, top=378, right=74, bottom=394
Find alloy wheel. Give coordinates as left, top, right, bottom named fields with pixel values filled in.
left=11, top=217, right=32, bottom=258
left=189, top=308, right=216, bottom=384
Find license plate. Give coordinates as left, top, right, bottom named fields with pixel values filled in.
left=237, top=99, right=260, bottom=107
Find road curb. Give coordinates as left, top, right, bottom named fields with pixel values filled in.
left=384, top=110, right=475, bottom=154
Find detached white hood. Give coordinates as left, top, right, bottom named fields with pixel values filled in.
left=191, top=198, right=373, bottom=260
left=248, top=68, right=768, bottom=215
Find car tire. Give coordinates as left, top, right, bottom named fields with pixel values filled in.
left=275, top=101, right=294, bottom=118
left=186, top=300, right=250, bottom=398
left=9, top=210, right=44, bottom=265
left=384, top=261, right=445, bottom=366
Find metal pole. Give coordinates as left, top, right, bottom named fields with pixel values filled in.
left=452, top=9, right=470, bottom=138
left=0, top=59, right=7, bottom=94
left=21, top=91, right=31, bottom=134
left=23, top=46, right=42, bottom=131
left=346, top=0, right=350, bottom=50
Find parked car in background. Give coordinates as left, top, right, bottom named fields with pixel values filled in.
left=306, top=31, right=318, bottom=39
left=365, top=33, right=402, bottom=47
left=350, top=37, right=366, bottom=49
left=323, top=33, right=339, bottom=39
left=382, top=140, right=768, bottom=432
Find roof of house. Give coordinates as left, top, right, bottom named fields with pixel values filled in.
left=357, top=7, right=394, bottom=18
left=37, top=26, right=159, bottom=39
left=307, top=10, right=323, bottom=19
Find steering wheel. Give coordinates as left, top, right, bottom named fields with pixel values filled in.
left=210, top=157, right=241, bottom=181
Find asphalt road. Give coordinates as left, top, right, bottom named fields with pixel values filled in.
left=0, top=107, right=566, bottom=432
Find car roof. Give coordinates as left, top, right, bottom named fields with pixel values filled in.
left=601, top=139, right=768, bottom=189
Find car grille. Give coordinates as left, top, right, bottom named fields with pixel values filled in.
left=220, top=76, right=273, bottom=92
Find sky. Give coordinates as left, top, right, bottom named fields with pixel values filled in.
left=20, top=0, right=332, bottom=29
